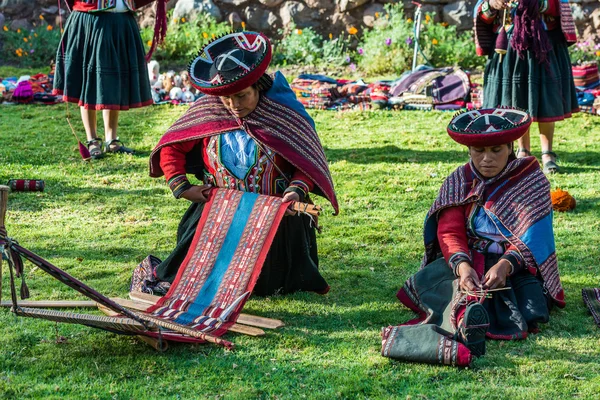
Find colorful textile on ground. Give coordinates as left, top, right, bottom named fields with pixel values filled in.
left=146, top=188, right=288, bottom=337
left=149, top=71, right=338, bottom=214
left=422, top=157, right=565, bottom=307
left=1, top=74, right=59, bottom=105
left=582, top=288, right=600, bottom=327
left=572, top=62, right=600, bottom=90
left=446, top=107, right=532, bottom=147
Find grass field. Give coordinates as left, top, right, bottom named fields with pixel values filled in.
left=0, top=96, right=599, bottom=399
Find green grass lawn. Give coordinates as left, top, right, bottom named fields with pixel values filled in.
left=0, top=99, right=599, bottom=399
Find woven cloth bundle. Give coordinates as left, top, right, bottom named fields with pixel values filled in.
left=572, top=62, right=600, bottom=90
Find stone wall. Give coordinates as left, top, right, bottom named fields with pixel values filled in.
left=1, top=0, right=599, bottom=42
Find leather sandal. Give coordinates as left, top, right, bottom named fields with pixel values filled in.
left=517, top=148, right=532, bottom=159
left=86, top=138, right=104, bottom=159
left=541, top=150, right=560, bottom=174
left=105, top=138, right=135, bottom=155
left=457, top=302, right=489, bottom=357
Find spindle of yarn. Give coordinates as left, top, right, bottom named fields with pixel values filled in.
left=7, top=179, right=45, bottom=192
left=495, top=9, right=509, bottom=63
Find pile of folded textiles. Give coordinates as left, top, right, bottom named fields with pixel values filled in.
left=573, top=62, right=600, bottom=116
left=0, top=73, right=60, bottom=105
left=289, top=66, right=473, bottom=112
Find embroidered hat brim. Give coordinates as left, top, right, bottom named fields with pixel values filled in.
left=189, top=31, right=272, bottom=96
left=447, top=107, right=532, bottom=147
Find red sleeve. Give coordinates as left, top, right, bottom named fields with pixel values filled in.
left=159, top=140, right=199, bottom=182
left=437, top=205, right=471, bottom=272
left=289, top=169, right=315, bottom=193
left=542, top=0, right=560, bottom=16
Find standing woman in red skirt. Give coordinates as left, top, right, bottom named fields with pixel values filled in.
left=474, top=0, right=579, bottom=173
left=54, top=0, right=167, bottom=159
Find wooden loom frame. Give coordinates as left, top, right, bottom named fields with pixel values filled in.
left=0, top=185, right=284, bottom=350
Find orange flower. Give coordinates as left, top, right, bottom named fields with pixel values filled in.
left=375, top=12, right=380, bottom=18
left=241, top=21, right=246, bottom=30
left=17, top=28, right=21, bottom=33
left=596, top=50, right=600, bottom=57
left=425, top=14, right=431, bottom=22
left=34, top=33, right=38, bottom=37
left=181, top=17, right=186, bottom=23
left=296, top=29, right=302, bottom=35
left=3, top=26, right=8, bottom=32
left=15, top=48, right=23, bottom=57
left=348, top=26, right=358, bottom=35
left=23, top=37, right=28, bottom=42
left=432, top=38, right=438, bottom=45
left=203, top=32, right=208, bottom=39
left=441, top=22, right=449, bottom=27
left=329, top=33, right=333, bottom=40
left=147, top=40, right=152, bottom=46
left=47, top=25, right=53, bottom=31
left=39, top=14, right=44, bottom=20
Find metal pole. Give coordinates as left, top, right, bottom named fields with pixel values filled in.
left=412, top=3, right=423, bottom=72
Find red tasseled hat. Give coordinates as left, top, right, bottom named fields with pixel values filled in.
left=188, top=31, right=272, bottom=96
left=447, top=107, right=532, bottom=147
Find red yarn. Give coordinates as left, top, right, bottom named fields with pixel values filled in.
left=78, top=141, right=91, bottom=160
left=511, top=0, right=552, bottom=64
left=145, top=0, right=168, bottom=63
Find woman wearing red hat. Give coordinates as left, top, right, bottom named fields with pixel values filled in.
left=382, top=108, right=565, bottom=367
left=135, top=32, right=338, bottom=297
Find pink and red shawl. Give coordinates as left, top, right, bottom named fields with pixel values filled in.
left=421, top=157, right=565, bottom=307
left=149, top=72, right=338, bottom=214
left=146, top=188, right=289, bottom=337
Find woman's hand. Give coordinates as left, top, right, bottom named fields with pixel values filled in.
left=180, top=184, right=212, bottom=203
left=488, top=0, right=508, bottom=10
left=282, top=191, right=300, bottom=216
left=482, top=259, right=512, bottom=290
left=457, top=262, right=482, bottom=292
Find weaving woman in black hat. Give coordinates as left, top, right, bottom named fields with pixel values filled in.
left=132, top=32, right=338, bottom=297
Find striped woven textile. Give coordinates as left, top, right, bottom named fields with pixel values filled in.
left=582, top=288, right=600, bottom=327
left=572, top=63, right=600, bottom=90
left=147, top=188, right=288, bottom=337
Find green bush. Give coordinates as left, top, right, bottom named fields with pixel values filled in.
left=139, top=12, right=231, bottom=67
left=0, top=19, right=61, bottom=68
left=356, top=4, right=485, bottom=75
left=272, top=24, right=349, bottom=67
left=569, top=40, right=600, bottom=65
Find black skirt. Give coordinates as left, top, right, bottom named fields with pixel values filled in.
left=154, top=202, right=329, bottom=296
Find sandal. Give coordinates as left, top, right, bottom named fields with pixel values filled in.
left=541, top=150, right=560, bottom=174
left=105, top=138, right=135, bottom=155
left=86, top=138, right=104, bottom=159
left=457, top=302, right=489, bottom=358
left=517, top=148, right=532, bottom=159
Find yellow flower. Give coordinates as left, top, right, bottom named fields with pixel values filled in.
left=147, top=40, right=152, bottom=46
left=348, top=26, right=358, bottom=35
left=47, top=25, right=53, bottom=31
left=3, top=26, right=8, bottom=32
left=296, top=29, right=302, bottom=35
left=39, top=14, right=44, bottom=20
left=181, top=17, right=186, bottom=23
left=425, top=14, right=431, bottom=22
left=203, top=32, right=209, bottom=39
left=34, top=33, right=38, bottom=37
left=23, top=37, right=28, bottom=42
left=17, top=28, right=21, bottom=33
left=186, top=32, right=190, bottom=37
left=329, top=33, right=333, bottom=40
left=432, top=38, right=439, bottom=45
left=241, top=21, right=246, bottom=30
left=212, top=33, right=216, bottom=39
left=375, top=12, right=380, bottom=18
left=596, top=50, right=600, bottom=57
left=407, top=18, right=413, bottom=23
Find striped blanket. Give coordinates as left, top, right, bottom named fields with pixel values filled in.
left=146, top=188, right=288, bottom=337
left=582, top=288, right=600, bottom=327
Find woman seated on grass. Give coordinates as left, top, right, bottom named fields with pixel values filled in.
left=382, top=107, right=565, bottom=367
left=132, top=31, right=338, bottom=297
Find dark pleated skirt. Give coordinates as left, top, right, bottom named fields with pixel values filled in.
left=53, top=11, right=152, bottom=110
left=155, top=202, right=329, bottom=297
left=483, top=29, right=579, bottom=122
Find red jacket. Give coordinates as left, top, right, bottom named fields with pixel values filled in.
left=68, top=0, right=155, bottom=12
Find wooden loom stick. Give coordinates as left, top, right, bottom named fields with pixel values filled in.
left=97, top=304, right=168, bottom=352
left=1, top=300, right=98, bottom=308
left=105, top=298, right=265, bottom=337
left=129, top=291, right=285, bottom=329
left=0, top=185, right=9, bottom=304
left=290, top=202, right=321, bottom=217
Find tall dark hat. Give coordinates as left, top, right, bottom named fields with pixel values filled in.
left=189, top=31, right=272, bottom=96
left=447, top=107, right=532, bottom=147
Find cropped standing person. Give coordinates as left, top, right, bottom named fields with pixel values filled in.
left=474, top=0, right=578, bottom=173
